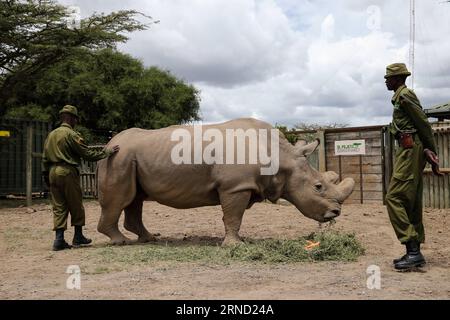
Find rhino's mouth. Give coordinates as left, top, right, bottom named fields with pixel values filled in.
left=323, top=209, right=340, bottom=222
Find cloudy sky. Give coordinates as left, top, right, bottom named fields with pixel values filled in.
left=59, top=0, right=450, bottom=127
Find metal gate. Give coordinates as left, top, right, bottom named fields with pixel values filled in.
left=0, top=119, right=51, bottom=196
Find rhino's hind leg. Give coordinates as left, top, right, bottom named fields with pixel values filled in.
left=124, top=196, right=157, bottom=243
left=219, top=191, right=251, bottom=247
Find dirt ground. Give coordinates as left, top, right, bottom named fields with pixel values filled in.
left=0, top=199, right=449, bottom=300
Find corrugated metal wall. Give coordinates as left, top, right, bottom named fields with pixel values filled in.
left=0, top=119, right=52, bottom=195
left=423, top=126, right=450, bottom=208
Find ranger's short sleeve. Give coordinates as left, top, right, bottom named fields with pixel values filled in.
left=67, top=132, right=111, bottom=162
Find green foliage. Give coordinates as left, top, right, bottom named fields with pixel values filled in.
left=0, top=0, right=155, bottom=113
left=275, top=125, right=299, bottom=145
left=294, top=122, right=348, bottom=142
left=91, top=231, right=365, bottom=266
left=294, top=122, right=349, bottom=131
left=5, top=49, right=201, bottom=139
left=4, top=103, right=52, bottom=121
left=276, top=122, right=349, bottom=145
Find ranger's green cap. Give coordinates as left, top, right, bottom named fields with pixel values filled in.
left=384, top=63, right=411, bottom=79
left=59, top=105, right=79, bottom=118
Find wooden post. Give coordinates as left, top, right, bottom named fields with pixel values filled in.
left=26, top=125, right=33, bottom=207
left=337, top=133, right=342, bottom=182
left=381, top=127, right=386, bottom=204
left=317, top=130, right=326, bottom=172
left=359, top=154, right=363, bottom=204
left=358, top=131, right=363, bottom=204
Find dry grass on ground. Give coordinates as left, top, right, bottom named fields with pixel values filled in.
left=0, top=199, right=449, bottom=299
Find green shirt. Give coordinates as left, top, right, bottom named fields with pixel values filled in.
left=390, top=85, right=437, bottom=153
left=42, top=123, right=111, bottom=173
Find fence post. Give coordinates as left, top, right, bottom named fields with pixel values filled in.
left=382, top=126, right=393, bottom=204
left=317, top=130, right=326, bottom=172
left=26, top=125, right=33, bottom=207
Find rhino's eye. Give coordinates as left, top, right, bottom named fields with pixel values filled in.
left=314, top=183, right=323, bottom=192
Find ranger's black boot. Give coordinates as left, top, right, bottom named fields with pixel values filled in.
left=394, top=240, right=426, bottom=270
left=53, top=228, right=72, bottom=251
left=393, top=247, right=408, bottom=264
left=72, top=226, right=92, bottom=247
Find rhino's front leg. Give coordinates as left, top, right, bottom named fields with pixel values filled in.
left=219, top=191, right=251, bottom=247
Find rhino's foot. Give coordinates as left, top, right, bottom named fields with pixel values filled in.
left=221, top=236, right=244, bottom=247
left=110, top=235, right=133, bottom=246
left=137, top=232, right=159, bottom=243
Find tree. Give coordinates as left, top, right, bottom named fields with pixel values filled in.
left=275, top=125, right=299, bottom=144
left=294, top=122, right=348, bottom=131
left=276, top=122, right=349, bottom=145
left=0, top=0, right=156, bottom=115
left=6, top=49, right=200, bottom=142
left=294, top=122, right=348, bottom=142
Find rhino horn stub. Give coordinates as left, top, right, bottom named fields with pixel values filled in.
left=295, top=139, right=307, bottom=147
left=323, top=171, right=340, bottom=184
left=336, top=177, right=355, bottom=203
left=294, top=138, right=320, bottom=157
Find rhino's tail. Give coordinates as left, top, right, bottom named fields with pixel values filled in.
left=95, top=162, right=99, bottom=199
left=95, top=158, right=108, bottom=203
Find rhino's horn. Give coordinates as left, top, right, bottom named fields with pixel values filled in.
left=336, top=177, right=355, bottom=203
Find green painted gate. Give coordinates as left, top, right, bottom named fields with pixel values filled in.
left=0, top=119, right=52, bottom=196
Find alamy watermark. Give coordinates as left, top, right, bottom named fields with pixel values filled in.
left=366, top=5, right=381, bottom=32
left=66, top=265, right=81, bottom=290
left=170, top=126, right=280, bottom=175
left=366, top=265, right=381, bottom=290
left=65, top=6, right=81, bottom=29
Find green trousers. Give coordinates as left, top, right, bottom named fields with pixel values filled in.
left=386, top=137, right=425, bottom=244
left=49, top=164, right=85, bottom=231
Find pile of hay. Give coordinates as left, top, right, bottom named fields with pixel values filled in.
left=93, top=231, right=364, bottom=266
left=228, top=231, right=365, bottom=263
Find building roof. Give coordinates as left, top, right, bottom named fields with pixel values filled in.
left=424, top=101, right=450, bottom=119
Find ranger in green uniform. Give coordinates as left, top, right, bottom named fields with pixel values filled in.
left=42, top=105, right=120, bottom=251
left=385, top=63, right=443, bottom=270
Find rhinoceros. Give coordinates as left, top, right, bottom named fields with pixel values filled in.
left=97, top=118, right=354, bottom=246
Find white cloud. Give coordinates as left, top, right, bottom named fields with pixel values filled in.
left=120, top=0, right=299, bottom=87
left=58, top=0, right=450, bottom=127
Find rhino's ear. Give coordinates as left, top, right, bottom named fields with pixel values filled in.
left=295, top=138, right=320, bottom=157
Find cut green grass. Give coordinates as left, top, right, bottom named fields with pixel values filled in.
left=90, top=231, right=364, bottom=266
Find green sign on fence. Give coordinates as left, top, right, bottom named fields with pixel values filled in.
left=334, top=139, right=366, bottom=156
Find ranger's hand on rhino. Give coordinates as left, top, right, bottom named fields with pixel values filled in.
left=106, top=145, right=120, bottom=156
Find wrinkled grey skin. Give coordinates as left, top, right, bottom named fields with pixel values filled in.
left=97, top=118, right=355, bottom=246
